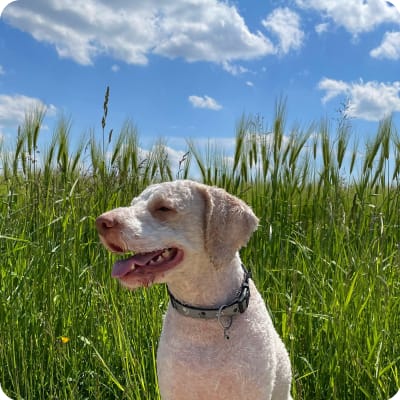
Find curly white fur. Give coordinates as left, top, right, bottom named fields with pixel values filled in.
left=96, top=180, right=292, bottom=400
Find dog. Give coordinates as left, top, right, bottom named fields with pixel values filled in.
left=96, top=180, right=292, bottom=399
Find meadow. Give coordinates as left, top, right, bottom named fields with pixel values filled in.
left=0, top=96, right=399, bottom=399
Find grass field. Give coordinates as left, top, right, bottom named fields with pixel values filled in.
left=0, top=99, right=399, bottom=399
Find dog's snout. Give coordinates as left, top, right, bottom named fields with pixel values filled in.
left=96, top=214, right=117, bottom=234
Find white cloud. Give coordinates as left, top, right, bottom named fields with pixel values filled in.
left=262, top=8, right=304, bottom=54
left=370, top=31, right=400, bottom=59
left=0, top=65, right=5, bottom=75
left=221, top=61, right=248, bottom=76
left=111, top=64, right=120, bottom=72
left=319, top=78, right=350, bottom=104
left=154, top=2, right=275, bottom=63
left=315, top=22, right=329, bottom=34
left=188, top=95, right=222, bottom=111
left=246, top=81, right=254, bottom=87
left=4, top=0, right=275, bottom=67
left=0, top=94, right=57, bottom=127
left=318, top=78, right=400, bottom=121
left=190, top=136, right=236, bottom=149
left=295, top=0, right=399, bottom=35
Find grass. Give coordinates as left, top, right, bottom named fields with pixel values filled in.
left=0, top=93, right=399, bottom=399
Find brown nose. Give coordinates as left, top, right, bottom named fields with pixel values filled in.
left=95, top=214, right=117, bottom=235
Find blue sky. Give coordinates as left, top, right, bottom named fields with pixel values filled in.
left=0, top=0, right=399, bottom=164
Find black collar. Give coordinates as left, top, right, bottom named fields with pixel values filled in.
left=167, top=265, right=251, bottom=320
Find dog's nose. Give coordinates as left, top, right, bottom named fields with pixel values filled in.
left=95, top=214, right=116, bottom=235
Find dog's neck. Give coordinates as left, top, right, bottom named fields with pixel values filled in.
left=165, top=254, right=245, bottom=308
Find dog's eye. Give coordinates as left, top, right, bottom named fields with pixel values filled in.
left=151, top=200, right=176, bottom=216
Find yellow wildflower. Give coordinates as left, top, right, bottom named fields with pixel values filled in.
left=59, top=336, right=70, bottom=344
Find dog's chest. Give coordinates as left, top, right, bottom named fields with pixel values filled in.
left=156, top=306, right=274, bottom=400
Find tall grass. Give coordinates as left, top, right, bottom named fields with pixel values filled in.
left=0, top=93, right=399, bottom=399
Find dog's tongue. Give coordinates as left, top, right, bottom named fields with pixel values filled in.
left=111, top=250, right=162, bottom=278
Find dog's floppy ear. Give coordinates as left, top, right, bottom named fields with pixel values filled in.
left=198, top=184, right=259, bottom=268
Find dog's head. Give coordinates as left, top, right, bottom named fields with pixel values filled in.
left=96, top=180, right=259, bottom=289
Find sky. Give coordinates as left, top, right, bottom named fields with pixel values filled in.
left=0, top=0, right=400, bottom=165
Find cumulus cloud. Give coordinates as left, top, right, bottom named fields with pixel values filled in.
left=188, top=95, right=222, bottom=111
left=262, top=8, right=304, bottom=54
left=315, top=23, right=329, bottom=34
left=319, top=78, right=351, bottom=104
left=295, top=0, right=399, bottom=35
left=3, top=0, right=275, bottom=67
left=0, top=94, right=57, bottom=128
left=370, top=31, right=400, bottom=59
left=318, top=78, right=400, bottom=121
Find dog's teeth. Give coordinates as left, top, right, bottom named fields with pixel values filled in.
left=162, top=249, right=171, bottom=258
left=149, top=255, right=163, bottom=265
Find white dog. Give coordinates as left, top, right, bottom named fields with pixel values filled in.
left=391, top=390, right=400, bottom=400
left=96, top=180, right=292, bottom=399
left=0, top=384, right=13, bottom=400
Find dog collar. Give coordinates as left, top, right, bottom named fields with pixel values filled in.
left=167, top=265, right=251, bottom=320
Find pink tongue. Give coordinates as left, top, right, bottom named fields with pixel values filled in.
left=111, top=250, right=162, bottom=278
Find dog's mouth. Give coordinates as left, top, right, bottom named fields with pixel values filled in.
left=111, top=247, right=184, bottom=281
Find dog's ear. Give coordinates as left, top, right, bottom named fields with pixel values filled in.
left=198, top=184, right=259, bottom=268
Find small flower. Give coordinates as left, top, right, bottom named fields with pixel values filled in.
left=59, top=336, right=70, bottom=344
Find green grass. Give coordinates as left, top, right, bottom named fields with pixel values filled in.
left=0, top=95, right=399, bottom=399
